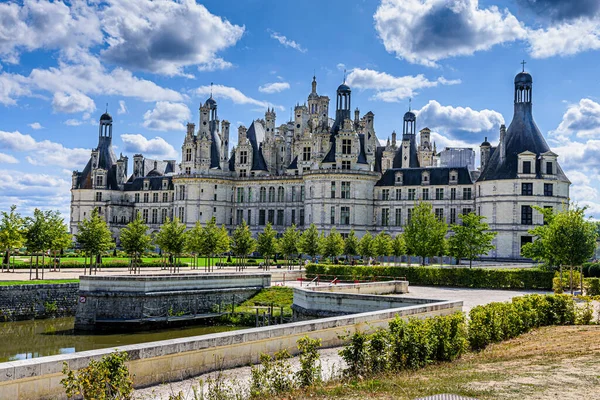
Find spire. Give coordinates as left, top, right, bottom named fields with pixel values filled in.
left=408, top=98, right=411, bottom=112
left=311, top=73, right=317, bottom=94
left=210, top=82, right=213, bottom=98
left=521, top=59, right=526, bottom=72
left=343, top=68, right=347, bottom=84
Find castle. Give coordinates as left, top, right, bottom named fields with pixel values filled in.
left=70, top=68, right=570, bottom=259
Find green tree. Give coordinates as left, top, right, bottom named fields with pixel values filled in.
left=231, top=220, right=256, bottom=270
left=358, top=231, right=375, bottom=264
left=404, top=202, right=448, bottom=265
left=373, top=231, right=392, bottom=264
left=299, top=224, right=320, bottom=262
left=448, top=212, right=497, bottom=268
left=119, top=212, right=152, bottom=274
left=521, top=206, right=558, bottom=267
left=47, top=211, right=72, bottom=272
left=321, top=227, right=345, bottom=263
left=392, top=234, right=406, bottom=266
left=201, top=217, right=220, bottom=271
left=184, top=221, right=204, bottom=269
left=257, top=223, right=278, bottom=270
left=24, top=209, right=52, bottom=279
left=546, top=206, right=598, bottom=294
left=154, top=217, right=186, bottom=272
left=75, top=208, right=114, bottom=275
left=0, top=205, right=25, bottom=273
left=278, top=224, right=299, bottom=270
left=344, top=230, right=359, bottom=263
left=216, top=225, right=230, bottom=267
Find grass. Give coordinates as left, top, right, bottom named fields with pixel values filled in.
left=0, top=279, right=79, bottom=286
left=8, top=256, right=266, bottom=267
left=286, top=325, right=600, bottom=400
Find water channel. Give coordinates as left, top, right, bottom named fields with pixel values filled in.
left=0, top=317, right=242, bottom=362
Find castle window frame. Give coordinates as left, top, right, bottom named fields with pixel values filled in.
left=381, top=208, right=389, bottom=227
left=331, top=181, right=336, bottom=199
left=95, top=192, right=102, bottom=202
left=546, top=162, right=553, bottom=175
left=278, top=187, right=285, bottom=202
left=382, top=189, right=389, bottom=201
left=521, top=205, right=533, bottom=225
left=463, top=188, right=472, bottom=200
left=143, top=193, right=149, bottom=203
left=544, top=183, right=553, bottom=197
left=522, top=183, right=533, bottom=196
left=422, top=188, right=429, bottom=201
left=95, top=176, right=103, bottom=187
left=268, top=187, right=275, bottom=202
left=142, top=209, right=149, bottom=223
left=408, top=188, right=416, bottom=200
left=151, top=209, right=158, bottom=224
left=450, top=208, right=457, bottom=224
left=395, top=172, right=403, bottom=185
left=135, top=193, right=140, bottom=203
left=185, top=148, right=192, bottom=162
left=330, top=206, right=335, bottom=225
left=277, top=210, right=284, bottom=225
left=342, top=139, right=352, bottom=155
left=341, top=160, right=351, bottom=170
left=421, top=171, right=430, bottom=185
left=303, top=147, right=311, bottom=161
left=161, top=209, right=167, bottom=223
left=268, top=209, right=275, bottom=225
left=435, top=188, right=444, bottom=200
left=260, top=187, right=266, bottom=202
left=341, top=182, right=351, bottom=199
left=340, top=207, right=350, bottom=225
left=259, top=210, right=266, bottom=225
left=240, top=150, right=248, bottom=164
left=395, top=208, right=402, bottom=226
left=153, top=193, right=159, bottom=203
left=239, top=169, right=247, bottom=177
left=450, top=188, right=457, bottom=200
left=162, top=193, right=168, bottom=202
left=523, top=161, right=531, bottom=174
left=248, top=187, right=253, bottom=202
left=435, top=208, right=444, bottom=221
left=396, top=188, right=402, bottom=201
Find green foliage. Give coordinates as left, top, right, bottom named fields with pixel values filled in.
left=584, top=278, right=600, bottom=296
left=0, top=205, right=25, bottom=269
left=257, top=223, right=277, bottom=267
left=392, top=234, right=406, bottom=259
left=372, top=231, right=392, bottom=259
left=448, top=213, right=497, bottom=267
left=338, top=330, right=369, bottom=377
left=119, top=212, right=152, bottom=261
left=320, top=227, right=344, bottom=261
left=521, top=206, right=557, bottom=265
left=75, top=208, right=114, bottom=259
left=44, top=301, right=58, bottom=314
left=343, top=229, right=359, bottom=258
left=553, top=270, right=582, bottom=293
left=231, top=220, right=256, bottom=261
left=296, top=336, right=322, bottom=387
left=202, top=217, right=221, bottom=258
left=403, top=202, right=448, bottom=264
left=305, top=264, right=555, bottom=290
left=154, top=217, right=186, bottom=259
left=576, top=299, right=594, bottom=325
left=583, top=262, right=600, bottom=278
left=185, top=221, right=205, bottom=255
left=278, top=225, right=299, bottom=267
left=47, top=212, right=72, bottom=255
left=366, top=329, right=391, bottom=373
left=61, top=351, right=133, bottom=400
left=249, top=350, right=295, bottom=398
left=358, top=231, right=374, bottom=260
left=299, top=223, right=320, bottom=260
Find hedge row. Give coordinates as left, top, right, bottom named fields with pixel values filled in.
left=585, top=278, right=600, bottom=296
left=583, top=262, right=600, bottom=278
left=8, top=261, right=188, bottom=269
left=305, top=264, right=554, bottom=290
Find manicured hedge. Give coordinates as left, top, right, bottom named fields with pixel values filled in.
left=305, top=264, right=554, bottom=290
left=8, top=261, right=187, bottom=269
left=585, top=278, right=600, bottom=296
left=583, top=262, right=600, bottom=278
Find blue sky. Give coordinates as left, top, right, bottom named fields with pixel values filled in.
left=1, top=0, right=600, bottom=218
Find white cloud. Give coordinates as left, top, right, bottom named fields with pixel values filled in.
left=0, top=73, right=30, bottom=106
left=101, top=0, right=244, bottom=76
left=550, top=99, right=600, bottom=139
left=268, top=30, right=307, bottom=53
left=64, top=119, right=84, bottom=126
left=416, top=100, right=505, bottom=134
left=528, top=18, right=600, bottom=59
left=117, top=100, right=127, bottom=115
left=28, top=122, right=43, bottom=130
left=142, top=102, right=191, bottom=131
left=120, top=134, right=178, bottom=159
left=374, top=0, right=526, bottom=66
left=195, top=84, right=284, bottom=111
left=258, top=82, right=290, bottom=94
left=52, top=91, right=96, bottom=113
left=0, top=130, right=89, bottom=169
left=0, top=153, right=18, bottom=164
left=347, top=68, right=461, bottom=102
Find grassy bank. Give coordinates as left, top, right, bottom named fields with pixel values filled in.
left=220, top=286, right=293, bottom=326
left=0, top=279, right=79, bottom=286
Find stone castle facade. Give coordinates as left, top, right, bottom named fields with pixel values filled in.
left=70, top=70, right=570, bottom=259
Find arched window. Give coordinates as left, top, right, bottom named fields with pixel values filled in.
left=268, top=187, right=275, bottom=202
left=277, top=187, right=285, bottom=202
left=260, top=187, right=266, bottom=202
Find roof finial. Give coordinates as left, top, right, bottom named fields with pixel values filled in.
left=210, top=82, right=213, bottom=97
left=105, top=103, right=108, bottom=113
left=521, top=59, right=526, bottom=72
left=343, top=69, right=347, bottom=84
left=409, top=98, right=412, bottom=112
left=313, top=68, right=316, bottom=80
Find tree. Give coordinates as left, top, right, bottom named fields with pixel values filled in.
left=392, top=234, right=406, bottom=266
left=75, top=208, right=114, bottom=275
left=0, top=205, right=24, bottom=273
left=278, top=225, right=299, bottom=270
left=321, top=227, right=345, bottom=263
left=521, top=206, right=558, bottom=267
left=299, top=224, right=320, bottom=262
left=185, top=221, right=204, bottom=269
left=545, top=206, right=597, bottom=294
left=231, top=220, right=256, bottom=270
left=404, top=202, right=448, bottom=265
left=344, top=230, right=359, bottom=263
left=257, top=223, right=278, bottom=270
left=201, top=217, right=220, bottom=272
left=154, top=217, right=186, bottom=273
left=119, top=212, right=152, bottom=274
left=373, top=231, right=392, bottom=264
left=216, top=225, right=230, bottom=268
left=358, top=231, right=375, bottom=264
left=47, top=211, right=72, bottom=272
left=448, top=212, right=497, bottom=268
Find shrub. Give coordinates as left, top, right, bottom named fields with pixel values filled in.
left=553, top=270, right=583, bottom=293
left=61, top=351, right=133, bottom=400
left=338, top=330, right=369, bottom=377
left=584, top=278, right=600, bottom=296
left=249, top=350, right=295, bottom=398
left=428, top=313, right=468, bottom=362
left=589, top=263, right=600, bottom=278
left=576, top=299, right=594, bottom=325
left=296, top=336, right=322, bottom=387
left=366, top=329, right=391, bottom=373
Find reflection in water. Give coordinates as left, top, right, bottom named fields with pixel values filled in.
left=0, top=318, right=241, bottom=362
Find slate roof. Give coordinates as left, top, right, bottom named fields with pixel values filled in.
left=76, top=136, right=119, bottom=190
left=246, top=121, right=269, bottom=171
left=287, top=155, right=298, bottom=170
left=374, top=146, right=385, bottom=172
left=392, top=134, right=420, bottom=168
left=323, top=135, right=337, bottom=163
left=376, top=167, right=473, bottom=187
left=228, top=148, right=236, bottom=171
left=123, top=176, right=173, bottom=191
left=209, top=120, right=222, bottom=169
left=357, top=134, right=368, bottom=164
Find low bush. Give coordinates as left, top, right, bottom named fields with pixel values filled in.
left=306, top=264, right=554, bottom=290
left=296, top=336, right=322, bottom=387
left=553, top=270, right=582, bottom=293
left=249, top=350, right=295, bottom=398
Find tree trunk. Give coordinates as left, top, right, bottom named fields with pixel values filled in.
left=469, top=258, right=472, bottom=269
left=569, top=265, right=574, bottom=295
left=580, top=265, right=584, bottom=295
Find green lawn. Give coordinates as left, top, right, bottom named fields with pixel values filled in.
left=0, top=279, right=79, bottom=286
left=7, top=256, right=261, bottom=267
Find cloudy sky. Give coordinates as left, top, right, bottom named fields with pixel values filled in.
left=1, top=0, right=600, bottom=218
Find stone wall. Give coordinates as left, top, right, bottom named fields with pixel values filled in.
left=0, top=284, right=78, bottom=322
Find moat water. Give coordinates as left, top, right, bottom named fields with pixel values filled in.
left=0, top=317, right=242, bottom=362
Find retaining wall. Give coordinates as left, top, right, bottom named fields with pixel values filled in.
left=0, top=284, right=78, bottom=321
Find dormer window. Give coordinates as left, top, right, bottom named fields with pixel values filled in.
left=523, top=161, right=531, bottom=174
left=143, top=180, right=149, bottom=190
left=395, top=172, right=403, bottom=185
left=518, top=151, right=536, bottom=176
left=546, top=161, right=553, bottom=175
left=421, top=171, right=430, bottom=185
left=449, top=170, right=458, bottom=184
left=95, top=176, right=103, bottom=187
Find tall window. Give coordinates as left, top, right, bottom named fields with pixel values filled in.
left=277, top=210, right=284, bottom=225
left=395, top=208, right=402, bottom=226
left=523, top=161, right=532, bottom=174
left=299, top=209, right=305, bottom=226
left=95, top=176, right=103, bottom=187
left=239, top=169, right=247, bottom=177
left=382, top=189, right=389, bottom=201
left=408, top=188, right=416, bottom=200
left=463, top=188, right=472, bottom=200
left=291, top=209, right=296, bottom=225
left=450, top=208, right=457, bottom=224
left=450, top=188, right=457, bottom=200
left=236, top=209, right=244, bottom=224
left=247, top=209, right=252, bottom=225
left=162, top=193, right=168, bottom=202
left=153, top=193, right=159, bottom=202
left=521, top=205, right=533, bottom=225
left=185, top=167, right=191, bottom=175
left=422, top=188, right=429, bottom=200
left=341, top=182, right=351, bottom=199
left=291, top=187, right=296, bottom=201
left=178, top=207, right=184, bottom=221
left=179, top=186, right=185, bottom=200
left=259, top=210, right=266, bottom=225
left=330, top=206, right=335, bottom=224
left=135, top=193, right=140, bottom=203
left=185, top=148, right=192, bottom=162
left=395, top=189, right=402, bottom=201
left=382, top=208, right=389, bottom=226
left=340, top=207, right=350, bottom=225
left=544, top=183, right=553, bottom=196
left=161, top=209, right=167, bottom=223
left=342, top=139, right=352, bottom=155
left=240, top=150, right=248, bottom=164
left=407, top=208, right=413, bottom=224
left=303, top=147, right=311, bottom=161
left=248, top=187, right=253, bottom=202
left=151, top=209, right=158, bottom=224
left=435, top=208, right=444, bottom=221
left=341, top=160, right=351, bottom=170
left=331, top=181, right=336, bottom=198
left=237, top=187, right=244, bottom=203
left=268, top=210, right=275, bottom=224
left=95, top=192, right=102, bottom=202
left=144, top=193, right=149, bottom=203
left=300, top=186, right=305, bottom=201
left=260, top=187, right=266, bottom=202
left=546, top=161, right=553, bottom=175
left=278, top=187, right=285, bottom=202
left=268, top=187, right=275, bottom=202
left=522, top=183, right=533, bottom=196
left=435, top=188, right=444, bottom=200
left=462, top=208, right=472, bottom=216
left=142, top=209, right=149, bottom=223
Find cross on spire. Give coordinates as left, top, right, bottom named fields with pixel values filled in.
left=343, top=69, right=347, bottom=83
left=105, top=103, right=108, bottom=113
left=210, top=82, right=213, bottom=97
left=521, top=59, right=526, bottom=72
left=409, top=98, right=412, bottom=112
